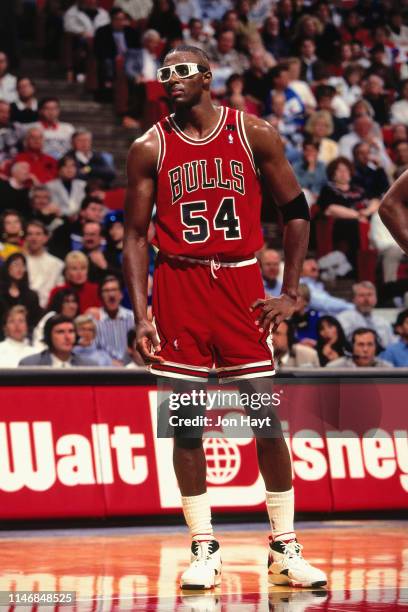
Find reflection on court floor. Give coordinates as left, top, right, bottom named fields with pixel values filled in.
left=0, top=521, right=407, bottom=610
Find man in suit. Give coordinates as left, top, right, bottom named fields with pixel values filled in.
left=94, top=7, right=139, bottom=91
left=19, top=314, right=95, bottom=367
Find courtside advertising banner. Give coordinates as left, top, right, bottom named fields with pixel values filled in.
left=0, top=378, right=407, bottom=519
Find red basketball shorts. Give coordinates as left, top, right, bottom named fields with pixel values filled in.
left=150, top=253, right=275, bottom=382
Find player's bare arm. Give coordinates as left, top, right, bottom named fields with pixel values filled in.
left=123, top=130, right=164, bottom=364
left=245, top=115, right=310, bottom=331
left=379, top=169, right=408, bottom=255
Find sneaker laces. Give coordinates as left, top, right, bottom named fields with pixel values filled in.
left=279, top=541, right=312, bottom=569
left=191, top=540, right=218, bottom=564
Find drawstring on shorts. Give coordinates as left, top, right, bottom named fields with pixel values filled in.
left=210, top=256, right=221, bottom=279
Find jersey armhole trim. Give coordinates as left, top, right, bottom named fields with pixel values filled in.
left=154, top=122, right=166, bottom=173
left=237, top=110, right=256, bottom=174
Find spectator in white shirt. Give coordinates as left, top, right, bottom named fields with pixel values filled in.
left=25, top=221, right=64, bottom=308
left=35, top=97, right=75, bottom=159
left=337, top=281, right=395, bottom=350
left=47, top=155, right=87, bottom=217
left=391, top=79, right=408, bottom=126
left=0, top=52, right=17, bottom=104
left=0, top=305, right=37, bottom=367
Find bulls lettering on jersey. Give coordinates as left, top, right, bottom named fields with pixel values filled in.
left=153, top=106, right=264, bottom=258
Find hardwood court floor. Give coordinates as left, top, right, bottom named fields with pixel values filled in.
left=0, top=521, right=407, bottom=611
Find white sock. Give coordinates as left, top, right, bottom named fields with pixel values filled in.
left=265, top=488, right=296, bottom=542
left=181, top=492, right=214, bottom=541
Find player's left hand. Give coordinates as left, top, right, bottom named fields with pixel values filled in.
left=250, top=294, right=297, bottom=332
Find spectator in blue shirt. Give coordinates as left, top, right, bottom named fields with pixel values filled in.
left=292, top=138, right=327, bottom=205
left=301, top=257, right=354, bottom=315
left=291, top=283, right=320, bottom=346
left=259, top=249, right=282, bottom=297
left=73, top=314, right=112, bottom=366
left=379, top=309, right=408, bottom=367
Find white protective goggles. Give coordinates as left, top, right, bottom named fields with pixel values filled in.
left=157, top=62, right=208, bottom=83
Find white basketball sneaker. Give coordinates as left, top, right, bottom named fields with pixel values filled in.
left=268, top=538, right=327, bottom=588
left=180, top=539, right=222, bottom=589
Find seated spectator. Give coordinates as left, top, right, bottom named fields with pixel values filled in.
left=183, top=18, right=208, bottom=50
left=314, top=1, right=342, bottom=64
left=222, top=73, right=261, bottom=115
left=125, top=327, right=146, bottom=368
left=316, top=157, right=375, bottom=267
left=304, top=110, right=338, bottom=164
left=292, top=138, right=327, bottom=205
left=314, top=85, right=348, bottom=141
left=369, top=211, right=404, bottom=283
left=352, top=142, right=389, bottom=199
left=363, top=75, right=390, bottom=126
left=0, top=252, right=43, bottom=333
left=340, top=10, right=372, bottom=48
left=267, top=64, right=305, bottom=130
left=47, top=154, right=87, bottom=217
left=206, top=30, right=247, bottom=96
left=73, top=314, right=112, bottom=365
left=94, top=275, right=134, bottom=363
left=113, top=0, right=154, bottom=21
left=104, top=210, right=124, bottom=274
left=350, top=40, right=370, bottom=69
left=301, top=257, right=354, bottom=315
left=273, top=320, right=320, bottom=369
left=337, top=281, right=394, bottom=350
left=10, top=77, right=39, bottom=124
left=48, top=251, right=101, bottom=313
left=241, top=31, right=275, bottom=70
left=68, top=129, right=116, bottom=186
left=0, top=100, right=22, bottom=167
left=35, top=97, right=75, bottom=159
left=19, top=314, right=95, bottom=367
left=327, top=327, right=392, bottom=368
left=33, top=287, right=80, bottom=349
left=94, top=7, right=139, bottom=92
left=0, top=162, right=32, bottom=218
left=316, top=315, right=350, bottom=367
left=0, top=52, right=17, bottom=103
left=13, top=127, right=58, bottom=184
left=379, top=309, right=408, bottom=367
left=335, top=64, right=364, bottom=109
left=259, top=249, right=282, bottom=297
left=147, top=0, right=183, bottom=41
left=25, top=221, right=64, bottom=309
left=261, top=15, right=290, bottom=60
left=124, top=29, right=161, bottom=128
left=81, top=219, right=117, bottom=283
left=266, top=90, right=298, bottom=162
left=286, top=57, right=316, bottom=112
left=242, top=51, right=271, bottom=109
left=392, top=140, right=408, bottom=178
left=28, top=185, right=63, bottom=234
left=0, top=210, right=25, bottom=260
left=48, top=195, right=105, bottom=259
left=291, top=283, right=320, bottom=346
left=298, top=37, right=324, bottom=84
left=0, top=305, right=37, bottom=367
left=391, top=79, right=408, bottom=126
left=366, top=44, right=398, bottom=91
left=63, top=0, right=110, bottom=82
left=388, top=11, right=408, bottom=64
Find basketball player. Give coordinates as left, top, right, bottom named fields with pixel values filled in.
left=380, top=169, right=408, bottom=255
left=123, top=46, right=327, bottom=589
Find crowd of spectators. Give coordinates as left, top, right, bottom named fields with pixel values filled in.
left=0, top=0, right=408, bottom=369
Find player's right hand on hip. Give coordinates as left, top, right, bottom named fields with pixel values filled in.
left=136, top=320, right=164, bottom=364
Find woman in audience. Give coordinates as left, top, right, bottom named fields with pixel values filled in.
left=0, top=253, right=43, bottom=334
left=32, top=287, right=80, bottom=348
left=316, top=156, right=379, bottom=267
left=305, top=111, right=338, bottom=164
left=316, top=315, right=350, bottom=366
left=221, top=73, right=262, bottom=116
left=0, top=209, right=25, bottom=261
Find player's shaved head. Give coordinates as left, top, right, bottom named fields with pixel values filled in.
left=163, top=45, right=211, bottom=70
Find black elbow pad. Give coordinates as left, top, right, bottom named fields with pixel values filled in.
left=281, top=192, right=310, bottom=224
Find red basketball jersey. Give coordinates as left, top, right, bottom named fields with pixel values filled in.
left=153, top=106, right=264, bottom=258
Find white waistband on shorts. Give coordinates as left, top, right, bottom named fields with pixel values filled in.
left=161, top=252, right=257, bottom=268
